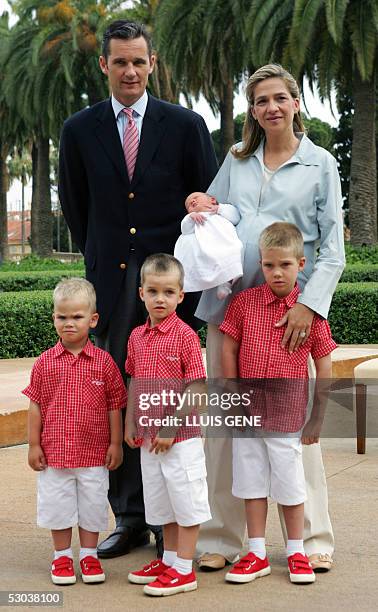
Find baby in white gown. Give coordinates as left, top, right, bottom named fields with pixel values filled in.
left=174, top=192, right=243, bottom=299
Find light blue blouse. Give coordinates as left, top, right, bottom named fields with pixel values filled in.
left=195, top=133, right=345, bottom=325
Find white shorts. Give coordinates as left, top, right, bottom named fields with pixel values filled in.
left=141, top=438, right=211, bottom=527
left=37, top=466, right=109, bottom=531
left=232, top=436, right=306, bottom=505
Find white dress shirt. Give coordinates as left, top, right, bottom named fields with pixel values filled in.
left=111, top=91, right=148, bottom=143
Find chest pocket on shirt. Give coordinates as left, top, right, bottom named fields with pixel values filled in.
left=83, top=378, right=107, bottom=411
left=285, top=344, right=310, bottom=370
left=156, top=353, right=183, bottom=379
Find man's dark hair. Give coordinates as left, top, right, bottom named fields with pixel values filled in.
left=102, top=20, right=152, bottom=60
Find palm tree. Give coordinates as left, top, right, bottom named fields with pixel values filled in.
left=247, top=0, right=377, bottom=245
left=3, top=16, right=53, bottom=256
left=155, top=0, right=251, bottom=160
left=0, top=11, right=11, bottom=262
left=0, top=11, right=29, bottom=261
left=3, top=0, right=114, bottom=256
left=126, top=0, right=181, bottom=103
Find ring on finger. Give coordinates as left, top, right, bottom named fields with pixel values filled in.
left=299, top=331, right=306, bottom=338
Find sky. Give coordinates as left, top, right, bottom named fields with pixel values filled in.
left=2, top=0, right=339, bottom=209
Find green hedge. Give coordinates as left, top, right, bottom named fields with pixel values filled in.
left=0, top=254, right=84, bottom=272
left=0, top=245, right=374, bottom=272
left=0, top=270, right=84, bottom=292
left=1, top=283, right=376, bottom=358
left=0, top=291, right=56, bottom=358
left=340, top=264, right=378, bottom=283
left=344, top=244, right=378, bottom=264
left=328, top=283, right=378, bottom=344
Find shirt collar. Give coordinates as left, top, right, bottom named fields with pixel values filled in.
left=142, top=311, right=179, bottom=335
left=253, top=132, right=320, bottom=167
left=111, top=91, right=148, bottom=120
left=261, top=282, right=300, bottom=308
left=51, top=338, right=95, bottom=358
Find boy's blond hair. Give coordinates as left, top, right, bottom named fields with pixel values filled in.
left=53, top=277, right=97, bottom=312
left=259, top=222, right=304, bottom=259
left=140, top=253, right=184, bottom=289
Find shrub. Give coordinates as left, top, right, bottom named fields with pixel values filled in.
left=344, top=244, right=378, bottom=264
left=328, top=283, right=378, bottom=344
left=0, top=291, right=56, bottom=358
left=0, top=270, right=84, bottom=292
left=0, top=254, right=84, bottom=272
left=0, top=283, right=376, bottom=358
left=340, top=264, right=378, bottom=283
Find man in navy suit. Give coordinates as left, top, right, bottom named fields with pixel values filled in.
left=59, top=20, right=218, bottom=559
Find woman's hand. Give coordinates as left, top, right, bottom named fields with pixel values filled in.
left=275, top=303, right=314, bottom=353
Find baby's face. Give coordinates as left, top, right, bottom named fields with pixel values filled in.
left=185, top=192, right=215, bottom=213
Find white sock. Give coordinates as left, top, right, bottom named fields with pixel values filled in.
left=286, top=539, right=305, bottom=557
left=80, top=547, right=98, bottom=561
left=54, top=548, right=73, bottom=560
left=248, top=537, right=266, bottom=560
left=172, top=556, right=193, bottom=575
left=216, top=281, right=233, bottom=300
left=162, top=550, right=177, bottom=567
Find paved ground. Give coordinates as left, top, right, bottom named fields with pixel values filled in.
left=1, top=439, right=377, bottom=611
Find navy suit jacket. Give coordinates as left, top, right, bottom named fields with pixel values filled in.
left=59, top=94, right=218, bottom=334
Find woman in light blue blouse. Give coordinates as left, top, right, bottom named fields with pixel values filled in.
left=196, top=64, right=345, bottom=572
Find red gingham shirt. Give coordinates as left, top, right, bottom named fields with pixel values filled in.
left=220, top=284, right=337, bottom=432
left=126, top=312, right=206, bottom=442
left=22, top=340, right=127, bottom=468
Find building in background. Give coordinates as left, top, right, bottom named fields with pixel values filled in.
left=7, top=211, right=31, bottom=259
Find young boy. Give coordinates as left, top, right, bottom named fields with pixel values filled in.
left=221, top=222, right=337, bottom=585
left=125, top=254, right=211, bottom=597
left=23, top=278, right=126, bottom=585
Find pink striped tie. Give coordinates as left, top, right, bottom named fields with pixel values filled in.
left=123, top=108, right=139, bottom=181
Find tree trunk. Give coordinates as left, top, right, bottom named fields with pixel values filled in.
left=219, top=79, right=235, bottom=162
left=0, top=144, right=8, bottom=263
left=31, top=134, right=52, bottom=257
left=31, top=141, right=39, bottom=252
left=156, top=60, right=179, bottom=103
left=349, top=70, right=377, bottom=245
left=87, top=81, right=105, bottom=106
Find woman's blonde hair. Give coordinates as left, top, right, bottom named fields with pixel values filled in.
left=232, top=64, right=305, bottom=160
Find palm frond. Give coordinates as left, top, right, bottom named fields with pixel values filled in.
left=325, top=0, right=349, bottom=44
left=289, top=0, right=324, bottom=66
left=349, top=0, right=377, bottom=80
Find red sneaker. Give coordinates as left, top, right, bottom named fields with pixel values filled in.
left=143, top=568, right=197, bottom=596
left=128, top=559, right=170, bottom=584
left=288, top=553, right=316, bottom=584
left=51, top=556, right=76, bottom=585
left=225, top=552, right=271, bottom=583
left=80, top=556, right=105, bottom=584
